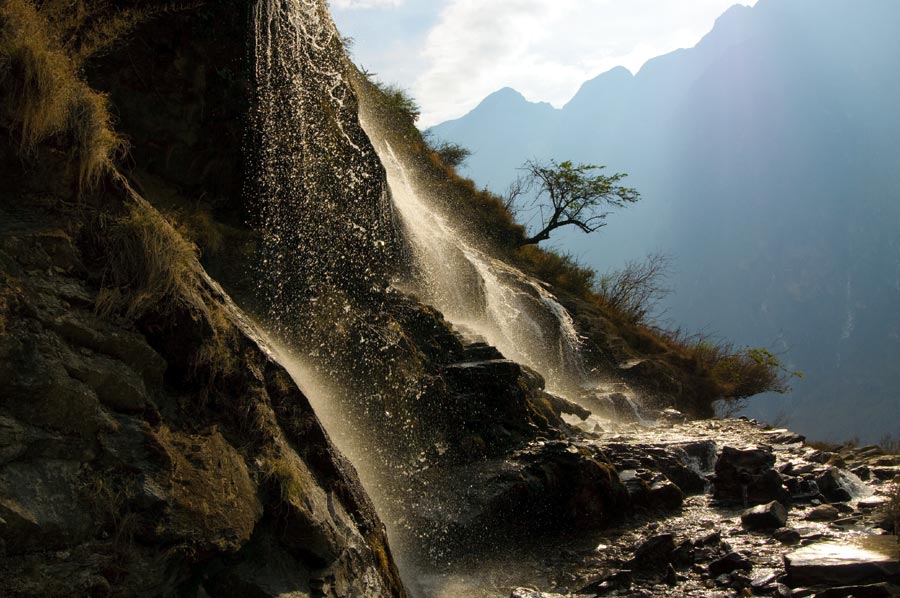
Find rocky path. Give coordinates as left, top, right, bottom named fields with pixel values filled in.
left=418, top=417, right=900, bottom=598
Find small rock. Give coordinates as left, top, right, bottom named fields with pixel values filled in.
left=631, top=533, right=676, bottom=569
left=709, top=552, right=753, bottom=577
left=659, top=408, right=687, bottom=424
left=750, top=570, right=779, bottom=590
left=805, top=504, right=840, bottom=521
left=741, top=501, right=788, bottom=530
left=774, top=527, right=802, bottom=545
left=510, top=590, right=566, bottom=598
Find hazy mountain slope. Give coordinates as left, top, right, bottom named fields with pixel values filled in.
left=429, top=0, right=900, bottom=442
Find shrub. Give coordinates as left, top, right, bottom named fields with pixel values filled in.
left=597, top=252, right=671, bottom=325
left=425, top=136, right=471, bottom=168
left=371, top=80, right=419, bottom=128
left=888, top=481, right=900, bottom=537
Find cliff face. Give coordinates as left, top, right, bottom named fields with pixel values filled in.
left=0, top=1, right=405, bottom=596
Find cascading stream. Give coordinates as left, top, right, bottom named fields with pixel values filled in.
left=370, top=133, right=587, bottom=397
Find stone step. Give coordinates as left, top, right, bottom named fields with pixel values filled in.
left=785, top=536, right=900, bottom=588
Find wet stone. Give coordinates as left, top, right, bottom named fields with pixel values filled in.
left=714, top=446, right=789, bottom=505
left=805, top=504, right=841, bottom=521
left=813, top=582, right=900, bottom=597
left=630, top=533, right=676, bottom=569
left=774, top=527, right=803, bottom=545
left=784, top=536, right=900, bottom=588
left=709, top=552, right=753, bottom=577
left=742, top=500, right=788, bottom=530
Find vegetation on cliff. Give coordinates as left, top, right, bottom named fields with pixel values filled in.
left=355, top=73, right=793, bottom=416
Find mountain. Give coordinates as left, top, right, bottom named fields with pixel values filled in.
left=429, top=0, right=900, bottom=443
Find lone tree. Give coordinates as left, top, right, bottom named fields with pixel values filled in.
left=511, top=159, right=640, bottom=246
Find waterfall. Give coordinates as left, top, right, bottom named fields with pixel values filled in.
left=369, top=134, right=586, bottom=397
left=251, top=0, right=395, bottom=335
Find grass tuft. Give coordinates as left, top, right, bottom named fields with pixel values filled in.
left=96, top=195, right=201, bottom=319
left=0, top=0, right=125, bottom=189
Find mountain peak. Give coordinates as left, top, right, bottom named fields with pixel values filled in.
left=564, top=66, right=633, bottom=110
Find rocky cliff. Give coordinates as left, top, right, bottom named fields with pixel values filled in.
left=0, top=1, right=405, bottom=595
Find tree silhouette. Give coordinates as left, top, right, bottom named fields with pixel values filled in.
left=512, top=160, right=640, bottom=246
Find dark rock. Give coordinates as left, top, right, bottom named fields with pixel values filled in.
left=785, top=536, right=900, bottom=587
left=751, top=570, right=780, bottom=590
left=709, top=552, right=753, bottom=577
left=774, top=527, right=803, bottom=545
left=714, top=446, right=789, bottom=505
left=742, top=501, right=789, bottom=530
left=813, top=583, right=900, bottom=597
left=579, top=570, right=634, bottom=594
left=816, top=468, right=870, bottom=503
left=766, top=430, right=806, bottom=444
left=582, top=391, right=642, bottom=422
left=407, top=440, right=628, bottom=556
left=806, top=504, right=841, bottom=521
left=462, top=341, right=505, bottom=361
left=672, top=539, right=696, bottom=567
left=619, top=470, right=684, bottom=511
left=631, top=534, right=677, bottom=569
left=542, top=392, right=592, bottom=420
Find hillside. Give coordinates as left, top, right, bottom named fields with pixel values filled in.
left=430, top=0, right=900, bottom=443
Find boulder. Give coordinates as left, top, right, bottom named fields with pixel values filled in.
left=620, top=469, right=684, bottom=512
left=784, top=536, right=900, bottom=587
left=630, top=533, right=677, bottom=569
left=709, top=552, right=753, bottom=577
left=816, top=468, right=873, bottom=503
left=714, top=446, right=789, bottom=505
left=582, top=391, right=642, bottom=423
left=742, top=501, right=789, bottom=530
left=813, top=583, right=900, bottom=597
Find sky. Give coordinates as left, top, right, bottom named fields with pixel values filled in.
left=330, top=0, right=760, bottom=127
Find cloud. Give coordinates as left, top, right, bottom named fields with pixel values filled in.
left=413, top=0, right=758, bottom=126
left=331, top=0, right=404, bottom=9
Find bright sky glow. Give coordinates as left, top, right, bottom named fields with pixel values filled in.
left=331, top=0, right=759, bottom=127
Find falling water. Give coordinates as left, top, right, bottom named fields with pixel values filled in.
left=251, top=0, right=395, bottom=333
left=367, top=133, right=587, bottom=396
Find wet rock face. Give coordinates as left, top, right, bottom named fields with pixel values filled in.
left=713, top=445, right=789, bottom=505
left=405, top=439, right=628, bottom=565
left=0, top=199, right=406, bottom=596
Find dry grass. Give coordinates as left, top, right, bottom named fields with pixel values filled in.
left=0, top=0, right=125, bottom=189
left=175, top=206, right=228, bottom=256
left=96, top=196, right=201, bottom=319
left=262, top=452, right=312, bottom=506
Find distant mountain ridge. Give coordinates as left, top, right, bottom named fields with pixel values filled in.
left=429, top=0, right=900, bottom=443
